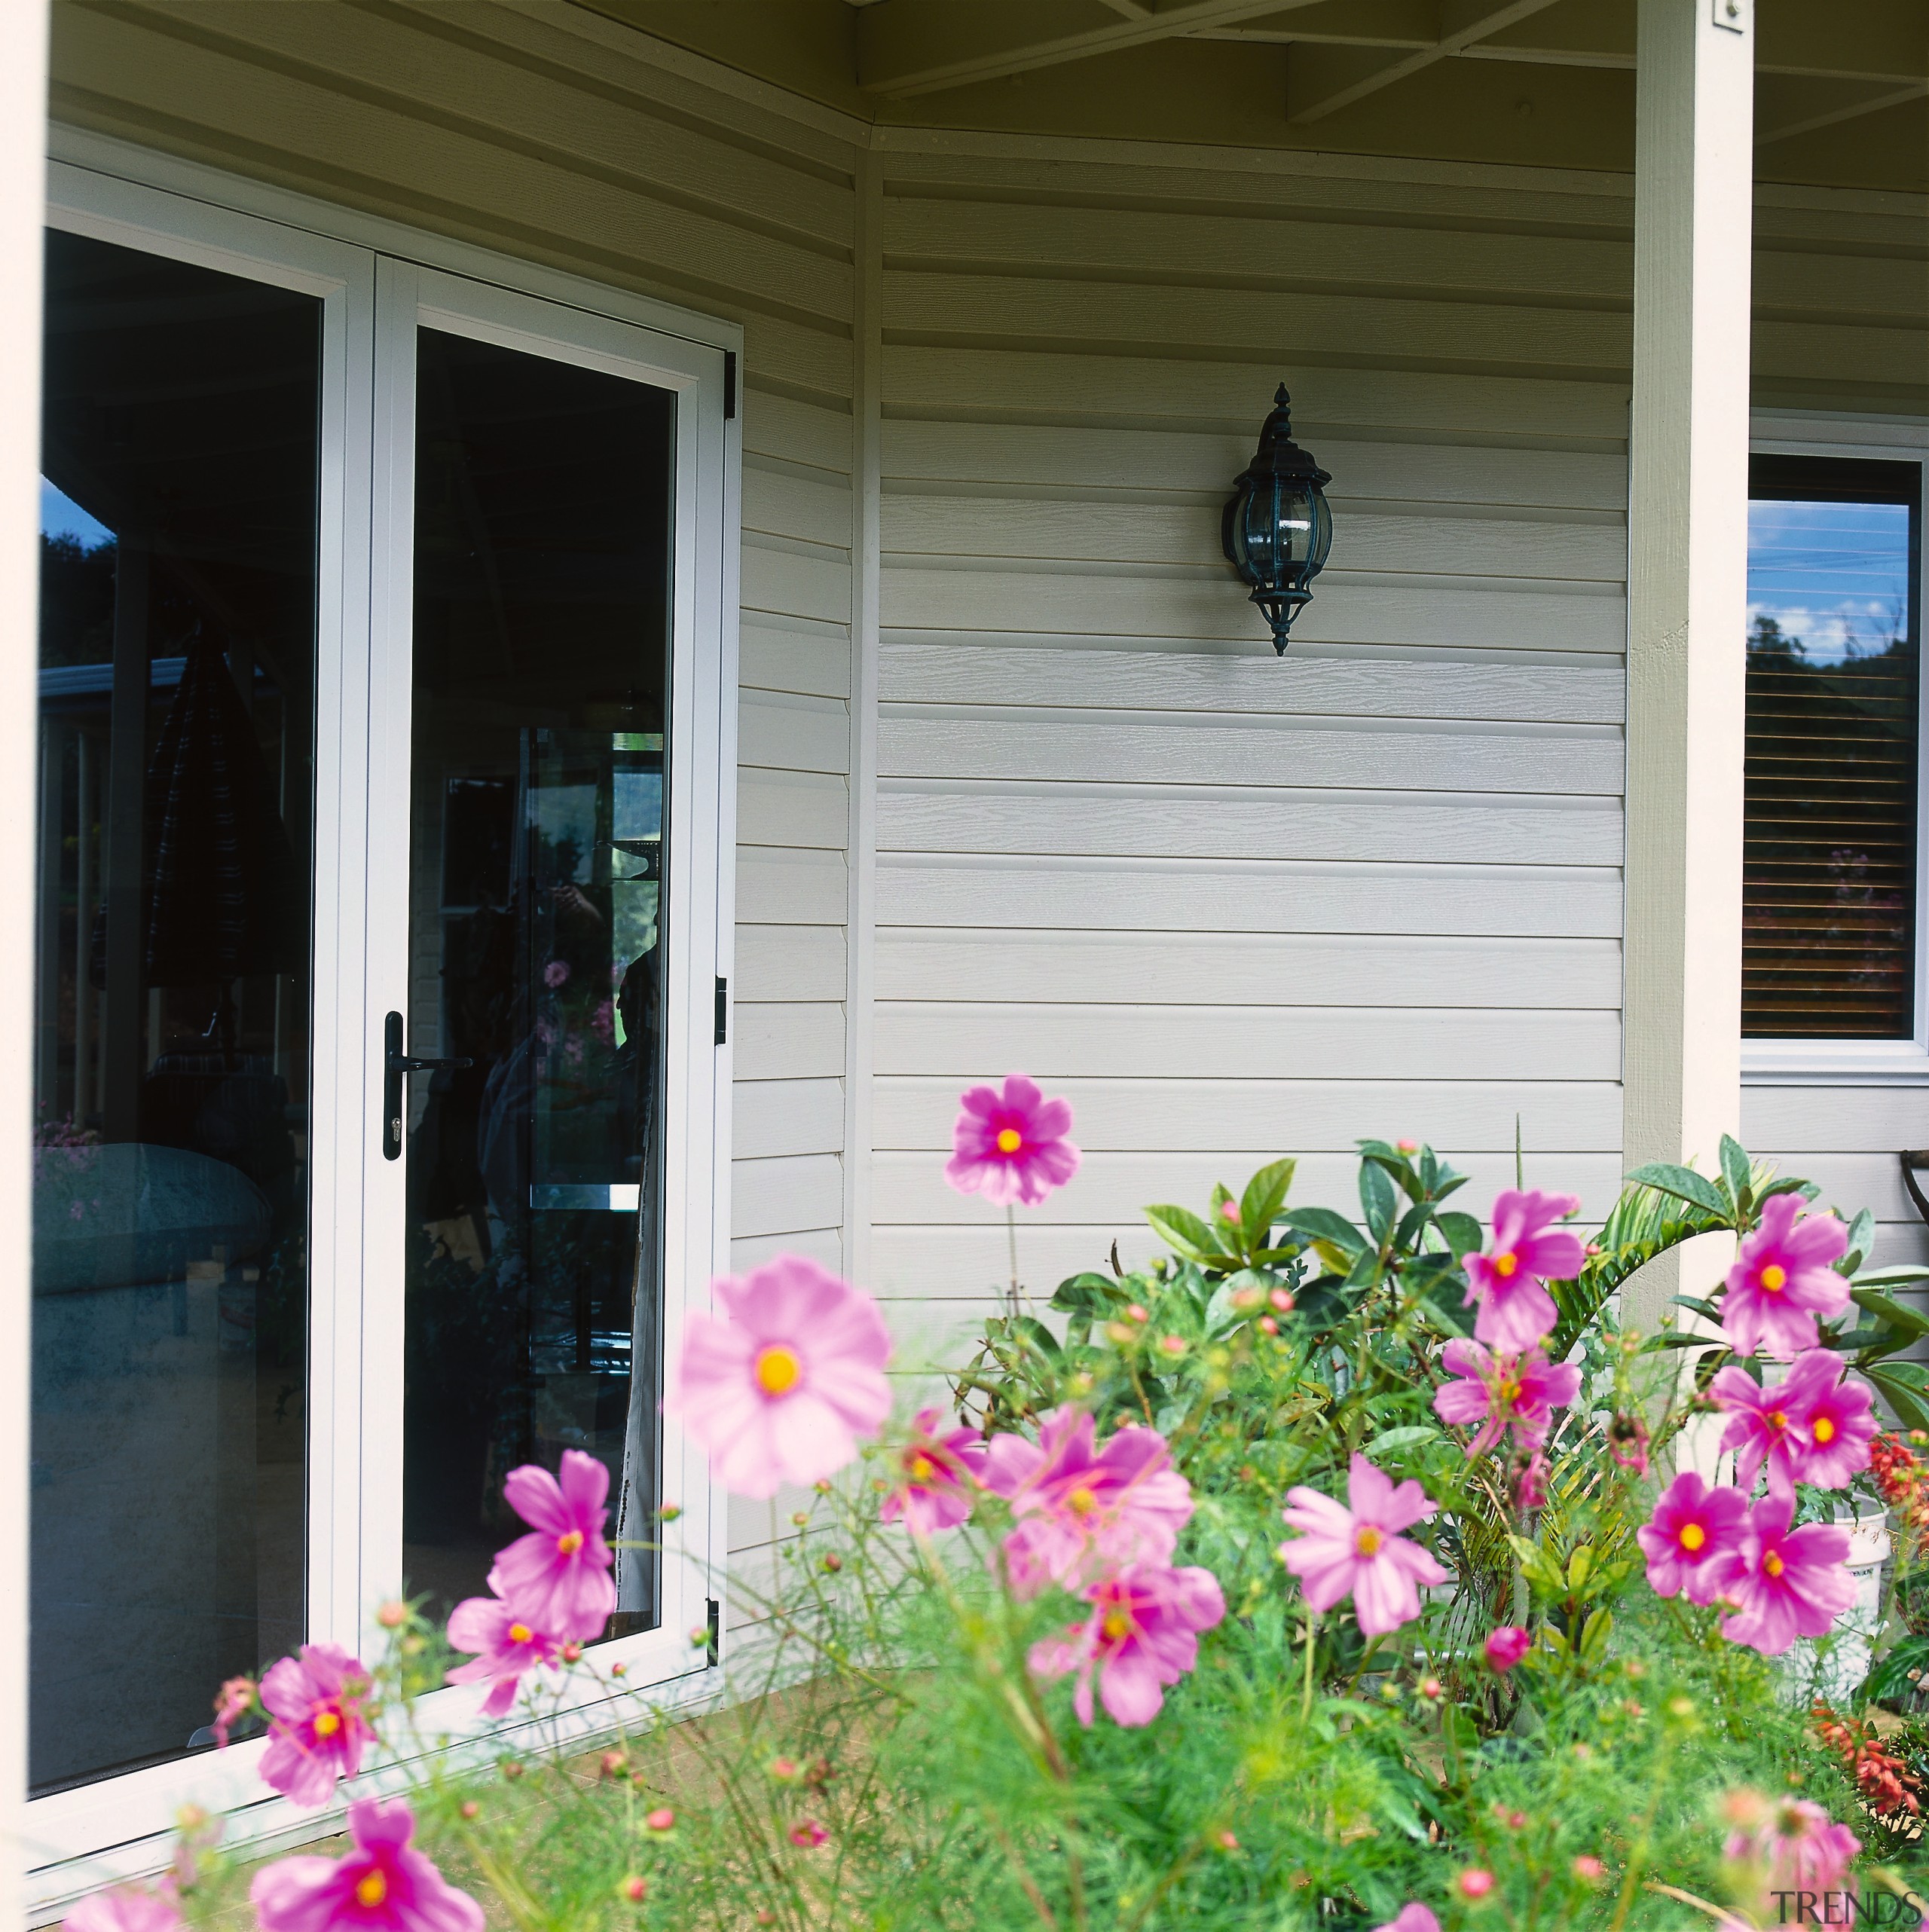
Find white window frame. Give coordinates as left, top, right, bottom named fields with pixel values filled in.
left=1741, top=411, right=1929, bottom=1087
left=29, top=132, right=740, bottom=1916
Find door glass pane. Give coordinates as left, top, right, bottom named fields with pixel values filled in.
left=404, top=325, right=672, bottom=1637
left=33, top=231, right=319, bottom=1790
left=1744, top=454, right=1922, bottom=1038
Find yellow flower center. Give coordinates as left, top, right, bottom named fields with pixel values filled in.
left=1814, top=1416, right=1836, bottom=1444
left=1768, top=1411, right=1787, bottom=1432
left=509, top=1622, right=533, bottom=1645
left=1101, top=1608, right=1132, bottom=1642
left=313, top=1709, right=341, bottom=1738
left=908, top=1454, right=935, bottom=1484
left=1760, top=1264, right=1787, bottom=1292
left=556, top=1529, right=585, bottom=1557
left=1067, top=1486, right=1098, bottom=1518
left=1355, top=1526, right=1383, bottom=1557
left=1679, top=1522, right=1706, bottom=1553
left=1497, top=1380, right=1521, bottom=1407
left=754, top=1344, right=803, bottom=1397
left=1763, top=1551, right=1785, bottom=1579
left=1492, top=1252, right=1518, bottom=1279
left=995, top=1127, right=1023, bottom=1155
left=355, top=1871, right=388, bottom=1909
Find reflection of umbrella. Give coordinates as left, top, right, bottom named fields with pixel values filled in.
left=91, top=630, right=299, bottom=995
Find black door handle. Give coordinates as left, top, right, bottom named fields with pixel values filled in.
left=383, top=1010, right=473, bottom=1160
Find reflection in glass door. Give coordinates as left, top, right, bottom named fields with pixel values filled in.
left=32, top=228, right=319, bottom=1791
left=402, top=324, right=673, bottom=1635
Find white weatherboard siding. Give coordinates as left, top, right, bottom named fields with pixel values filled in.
left=46, top=0, right=862, bottom=1600
left=870, top=134, right=1634, bottom=1356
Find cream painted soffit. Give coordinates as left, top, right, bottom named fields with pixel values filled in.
left=853, top=0, right=1334, bottom=99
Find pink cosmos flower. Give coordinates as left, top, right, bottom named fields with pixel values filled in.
left=1720, top=1193, right=1850, bottom=1359
left=1786, top=1354, right=1876, bottom=1491
left=1432, top=1340, right=1581, bottom=1457
left=1280, top=1454, right=1448, bottom=1636
left=983, top=1409, right=1193, bottom=1599
left=1511, top=1449, right=1549, bottom=1512
left=258, top=1643, right=376, bottom=1808
left=63, top=1886, right=182, bottom=1932
left=666, top=1253, right=891, bottom=1501
left=1637, top=1472, right=1749, bottom=1604
left=1720, top=1494, right=1856, bottom=1656
left=879, top=1406, right=986, bottom=1536
left=1724, top=1797, right=1860, bottom=1893
left=1484, top=1625, right=1532, bottom=1672
left=1710, top=1362, right=1811, bottom=1498
left=1373, top=1910, right=1441, bottom=1932
left=486, top=1449, right=617, bottom=1642
left=1461, top=1191, right=1584, bottom=1353
left=944, top=1073, right=1080, bottom=1206
left=252, top=1798, right=484, bottom=1932
left=1028, top=1562, right=1225, bottom=1728
left=445, top=1597, right=564, bottom=1718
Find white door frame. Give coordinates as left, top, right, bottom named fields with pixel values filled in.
left=27, top=147, right=739, bottom=1914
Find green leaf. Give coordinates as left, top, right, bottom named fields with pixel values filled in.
left=1507, top=1535, right=1567, bottom=1599
left=1282, top=1208, right=1368, bottom=1257
left=1423, top=1274, right=1475, bottom=1336
left=1050, top=1272, right=1122, bottom=1316
left=1867, top=1364, right=1929, bottom=1433
left=1863, top=1634, right=1929, bottom=1705
left=1144, top=1204, right=1217, bottom=1264
left=1719, top=1135, right=1753, bottom=1209
left=1359, top=1426, right=1440, bottom=1460
left=1359, top=1160, right=1396, bottom=1242
left=1856, top=1266, right=1929, bottom=1289
left=1436, top=1212, right=1484, bottom=1260
left=1010, top=1316, right=1062, bottom=1361
left=1839, top=1207, right=1877, bottom=1276
left=1623, top=1161, right=1731, bottom=1219
left=1578, top=1607, right=1614, bottom=1668
left=1239, top=1158, right=1296, bottom=1246
left=1851, top=1289, right=1929, bottom=1340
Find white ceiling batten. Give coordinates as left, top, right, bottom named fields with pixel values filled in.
left=1284, top=0, right=1570, bottom=124
left=854, top=0, right=1332, bottom=99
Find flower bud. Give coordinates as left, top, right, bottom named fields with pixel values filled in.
left=1455, top=1869, right=1496, bottom=1900
left=619, top=1876, right=648, bottom=1904
left=1268, top=1288, right=1294, bottom=1313
left=1158, top=1335, right=1187, bottom=1357
left=1216, top=1830, right=1240, bottom=1850
left=821, top=1551, right=844, bottom=1573
left=1230, top=1286, right=1264, bottom=1312
left=646, top=1807, right=676, bottom=1833
left=376, top=1600, right=409, bottom=1629
left=601, top=1751, right=628, bottom=1779
left=790, top=1819, right=827, bottom=1848
left=460, top=1801, right=481, bottom=1820
left=501, top=1761, right=522, bottom=1781
left=1573, top=1855, right=1604, bottom=1881
left=1258, top=1316, right=1279, bottom=1336
left=659, top=1502, right=682, bottom=1522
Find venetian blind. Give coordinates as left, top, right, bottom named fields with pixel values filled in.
left=1743, top=453, right=1923, bottom=1039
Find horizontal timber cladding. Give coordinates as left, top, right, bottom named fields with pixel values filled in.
left=870, top=133, right=1927, bottom=1310
left=872, top=133, right=1636, bottom=1305
left=45, top=0, right=864, bottom=1503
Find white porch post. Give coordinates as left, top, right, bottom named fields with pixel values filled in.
left=0, top=5, right=48, bottom=1920
left=1623, top=0, right=1754, bottom=1337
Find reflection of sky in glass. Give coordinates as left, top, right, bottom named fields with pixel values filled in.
left=1747, top=497, right=1911, bottom=662
left=40, top=477, right=113, bottom=548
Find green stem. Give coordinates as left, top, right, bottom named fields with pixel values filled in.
left=1302, top=1605, right=1319, bottom=1722
left=1007, top=1203, right=1020, bottom=1318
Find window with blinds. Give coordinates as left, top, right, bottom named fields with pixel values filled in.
left=1743, top=453, right=1924, bottom=1039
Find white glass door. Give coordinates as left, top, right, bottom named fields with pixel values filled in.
left=362, top=262, right=729, bottom=1711
left=28, top=162, right=735, bottom=1907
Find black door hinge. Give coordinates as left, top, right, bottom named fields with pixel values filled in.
left=705, top=1597, right=720, bottom=1665
left=723, top=352, right=736, bottom=420
left=715, top=977, right=728, bottom=1046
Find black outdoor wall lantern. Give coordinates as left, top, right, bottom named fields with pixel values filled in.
left=1221, top=384, right=1332, bottom=653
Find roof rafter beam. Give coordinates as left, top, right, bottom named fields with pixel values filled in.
left=1286, top=0, right=1567, bottom=124
left=1756, top=77, right=1929, bottom=146
left=855, top=0, right=1328, bottom=99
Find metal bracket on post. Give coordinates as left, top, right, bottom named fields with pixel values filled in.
left=1711, top=0, right=1747, bottom=32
